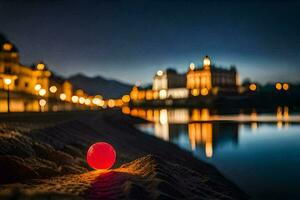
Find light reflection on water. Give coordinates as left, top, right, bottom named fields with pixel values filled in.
left=124, top=106, right=300, bottom=199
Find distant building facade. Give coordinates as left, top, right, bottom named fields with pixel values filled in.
left=130, top=55, right=239, bottom=103
left=187, top=55, right=238, bottom=96
left=153, top=68, right=188, bottom=99
left=0, top=34, right=73, bottom=101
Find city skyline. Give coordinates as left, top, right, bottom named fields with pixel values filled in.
left=1, top=0, right=299, bottom=85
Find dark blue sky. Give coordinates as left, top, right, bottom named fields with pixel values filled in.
left=0, top=0, right=299, bottom=84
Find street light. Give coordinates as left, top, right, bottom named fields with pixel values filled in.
left=39, top=99, right=47, bottom=112
left=34, top=84, right=41, bottom=91
left=49, top=85, right=57, bottom=93
left=38, top=88, right=46, bottom=96
left=3, top=78, right=12, bottom=113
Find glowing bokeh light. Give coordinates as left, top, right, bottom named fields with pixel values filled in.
left=39, top=89, right=46, bottom=96
left=283, top=83, right=289, bottom=91
left=60, top=93, right=66, bottom=101
left=49, top=85, right=57, bottom=93
left=3, top=78, right=12, bottom=85
left=34, top=84, right=41, bottom=91
left=275, top=82, right=282, bottom=90
left=249, top=83, right=256, bottom=91
left=87, top=142, right=116, bottom=170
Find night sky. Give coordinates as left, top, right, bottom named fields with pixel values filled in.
left=0, top=0, right=299, bottom=84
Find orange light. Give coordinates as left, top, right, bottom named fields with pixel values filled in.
left=38, top=89, right=46, bottom=96
left=201, top=88, right=208, bottom=96
left=34, top=84, right=41, bottom=91
left=282, top=83, right=289, bottom=91
left=92, top=97, right=101, bottom=105
left=98, top=99, right=105, bottom=107
left=71, top=95, right=79, bottom=103
left=122, top=106, right=130, bottom=114
left=3, top=43, right=12, bottom=51
left=191, top=89, right=199, bottom=96
left=49, top=85, right=57, bottom=93
left=37, top=63, right=45, bottom=70
left=122, top=95, right=130, bottom=103
left=84, top=98, right=91, bottom=105
left=39, top=99, right=47, bottom=107
left=146, top=90, right=153, bottom=100
left=108, top=99, right=115, bottom=108
left=275, top=82, right=282, bottom=90
left=60, top=93, right=66, bottom=101
left=249, top=83, right=256, bottom=91
left=203, top=56, right=211, bottom=68
left=3, top=78, right=12, bottom=85
left=79, top=97, right=85, bottom=104
left=159, top=90, right=167, bottom=99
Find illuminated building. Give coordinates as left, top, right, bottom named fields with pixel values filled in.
left=0, top=34, right=51, bottom=96
left=0, top=34, right=74, bottom=103
left=187, top=55, right=237, bottom=96
left=152, top=68, right=188, bottom=99
left=49, top=75, right=73, bottom=102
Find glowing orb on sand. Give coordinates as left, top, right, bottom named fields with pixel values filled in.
left=87, top=142, right=116, bottom=170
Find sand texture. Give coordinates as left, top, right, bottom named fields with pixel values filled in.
left=0, top=111, right=248, bottom=199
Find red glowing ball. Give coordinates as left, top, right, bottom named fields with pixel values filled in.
left=87, top=142, right=116, bottom=169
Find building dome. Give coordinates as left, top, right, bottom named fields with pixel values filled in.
left=0, top=33, right=19, bottom=53
left=203, top=55, right=211, bottom=69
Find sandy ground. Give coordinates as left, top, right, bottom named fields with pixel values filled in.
left=0, top=110, right=248, bottom=199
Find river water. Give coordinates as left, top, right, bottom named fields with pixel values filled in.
left=125, top=107, right=300, bottom=199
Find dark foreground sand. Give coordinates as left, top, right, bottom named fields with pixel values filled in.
left=0, top=110, right=248, bottom=200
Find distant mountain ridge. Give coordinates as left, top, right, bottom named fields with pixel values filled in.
left=68, top=73, right=133, bottom=99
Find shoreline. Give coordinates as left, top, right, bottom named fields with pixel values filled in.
left=0, top=110, right=248, bottom=199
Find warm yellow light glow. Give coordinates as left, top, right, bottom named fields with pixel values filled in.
left=39, top=99, right=47, bottom=107
left=159, top=90, right=167, bottom=99
left=94, top=94, right=103, bottom=99
left=145, top=90, right=153, bottom=100
left=205, top=142, right=213, bottom=158
left=84, top=98, right=91, bottom=105
left=249, top=83, right=256, bottom=91
left=79, top=97, right=85, bottom=104
left=283, top=106, right=289, bottom=120
left=282, top=83, right=289, bottom=91
left=38, top=89, right=46, bottom=96
left=92, top=97, right=100, bottom=105
left=277, top=106, right=283, bottom=121
left=122, top=106, right=130, bottom=114
left=98, top=99, right=105, bottom=107
left=60, top=93, right=66, bottom=101
left=3, top=43, right=12, bottom=51
left=189, top=62, right=195, bottom=70
left=71, top=95, right=79, bottom=103
left=201, top=88, right=209, bottom=96
left=275, top=82, right=282, bottom=90
left=157, top=70, right=163, bottom=76
left=203, top=56, right=211, bottom=68
left=130, top=86, right=139, bottom=100
left=37, top=63, right=45, bottom=70
left=108, top=99, right=115, bottom=108
left=191, top=89, right=199, bottom=96
left=159, top=109, right=168, bottom=124
left=34, top=84, right=41, bottom=91
left=3, top=78, right=12, bottom=85
left=11, top=52, right=17, bottom=58
left=122, top=95, right=130, bottom=103
left=49, top=85, right=57, bottom=93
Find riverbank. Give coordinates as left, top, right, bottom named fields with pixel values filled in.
left=0, top=110, right=248, bottom=199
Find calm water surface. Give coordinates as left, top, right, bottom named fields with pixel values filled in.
left=125, top=107, right=300, bottom=200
